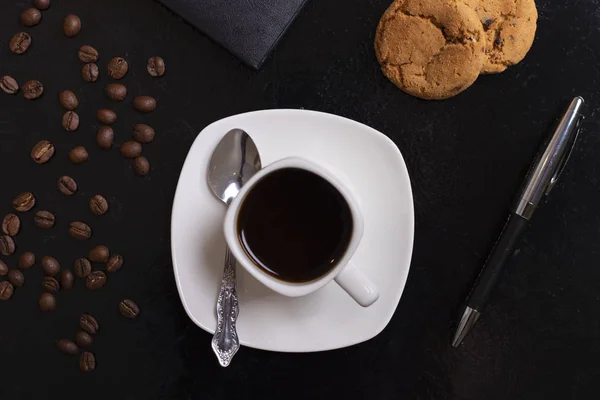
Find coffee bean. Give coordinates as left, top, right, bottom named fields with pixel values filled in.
left=132, top=124, right=155, bottom=143
left=0, top=236, right=16, bottom=256
left=18, top=252, right=35, bottom=269
left=0, top=76, right=19, bottom=94
left=2, top=213, right=20, bottom=236
left=86, top=271, right=107, bottom=290
left=13, top=192, right=36, bottom=212
left=105, top=83, right=127, bottom=101
left=57, top=339, right=78, bottom=355
left=69, top=221, right=92, bottom=240
left=31, top=140, right=55, bottom=163
left=82, top=63, right=99, bottom=82
left=132, top=96, right=156, bottom=113
left=96, top=126, right=114, bottom=150
left=8, top=269, right=25, bottom=288
left=106, top=254, right=123, bottom=272
left=62, top=111, right=80, bottom=131
left=0, top=281, right=14, bottom=300
left=39, top=292, right=56, bottom=311
left=22, top=80, right=43, bottom=100
left=69, top=146, right=88, bottom=164
left=41, top=256, right=60, bottom=276
left=9, top=32, right=32, bottom=54
left=89, top=195, right=109, bottom=216
left=78, top=45, right=99, bottom=63
left=63, top=14, right=81, bottom=37
left=42, top=276, right=59, bottom=293
left=74, top=258, right=92, bottom=278
left=133, top=156, right=150, bottom=176
left=21, top=8, right=41, bottom=27
left=60, top=270, right=74, bottom=290
left=80, top=314, right=99, bottom=334
left=58, top=90, right=78, bottom=110
left=88, top=245, right=109, bottom=263
left=34, top=210, right=55, bottom=229
left=119, top=299, right=140, bottom=319
left=58, top=176, right=77, bottom=196
left=33, top=0, right=51, bottom=10
left=147, top=56, right=166, bottom=77
left=120, top=141, right=142, bottom=159
left=97, top=108, right=117, bottom=124
left=107, top=57, right=128, bottom=79
left=80, top=352, right=96, bottom=372
left=0, top=260, right=7, bottom=276
left=75, top=331, right=93, bottom=347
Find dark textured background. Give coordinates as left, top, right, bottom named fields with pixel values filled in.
left=0, top=0, right=599, bottom=399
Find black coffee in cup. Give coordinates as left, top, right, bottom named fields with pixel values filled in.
left=237, top=168, right=353, bottom=283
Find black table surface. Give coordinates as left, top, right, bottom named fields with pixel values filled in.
left=1, top=0, right=599, bottom=399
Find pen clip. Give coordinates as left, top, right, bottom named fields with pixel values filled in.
left=545, top=112, right=584, bottom=196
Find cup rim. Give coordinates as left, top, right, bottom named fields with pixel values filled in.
left=223, top=157, right=364, bottom=297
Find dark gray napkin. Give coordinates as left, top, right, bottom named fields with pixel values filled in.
left=157, top=0, right=308, bottom=69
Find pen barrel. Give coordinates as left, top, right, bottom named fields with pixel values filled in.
left=468, top=213, right=528, bottom=311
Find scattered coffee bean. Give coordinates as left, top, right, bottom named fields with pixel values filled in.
left=0, top=236, right=16, bottom=256
left=75, top=331, right=93, bottom=347
left=86, top=271, right=107, bottom=290
left=105, top=83, right=127, bottom=101
left=31, top=140, right=55, bottom=163
left=8, top=269, right=25, bottom=288
left=69, top=146, right=88, bottom=164
left=96, top=126, right=114, bottom=150
left=133, top=96, right=156, bottom=113
left=119, top=299, right=140, bottom=319
left=88, top=245, right=109, bottom=263
left=57, top=339, right=78, bottom=355
left=107, top=57, right=128, bottom=79
left=18, top=252, right=35, bottom=269
left=90, top=195, right=108, bottom=216
left=33, top=0, right=51, bottom=10
left=78, top=45, right=99, bottom=63
left=106, top=254, right=123, bottom=272
left=97, top=108, right=117, bottom=124
left=0, top=76, right=19, bottom=94
left=58, top=90, right=78, bottom=110
left=69, top=221, right=92, bottom=240
left=22, top=80, right=43, bottom=100
left=41, top=256, right=60, bottom=276
left=147, top=56, right=166, bottom=77
left=62, top=111, right=80, bottom=131
left=42, top=276, right=59, bottom=293
left=39, top=292, right=56, bottom=311
left=80, top=352, right=96, bottom=372
left=34, top=210, right=55, bottom=229
left=80, top=314, right=99, bottom=334
left=60, top=270, right=74, bottom=290
left=120, top=141, right=142, bottom=159
left=0, top=260, right=7, bottom=276
left=13, top=192, right=36, bottom=212
left=133, top=156, right=150, bottom=176
left=21, top=8, right=42, bottom=27
left=9, top=32, right=32, bottom=54
left=63, top=14, right=81, bottom=37
left=132, top=124, right=155, bottom=143
left=58, top=176, right=77, bottom=196
left=74, top=258, right=92, bottom=278
left=2, top=213, right=20, bottom=236
left=82, top=63, right=99, bottom=82
left=0, top=281, right=14, bottom=300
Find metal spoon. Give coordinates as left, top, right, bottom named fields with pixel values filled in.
left=207, top=128, right=261, bottom=367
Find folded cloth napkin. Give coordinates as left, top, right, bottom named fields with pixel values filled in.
left=157, top=0, right=309, bottom=69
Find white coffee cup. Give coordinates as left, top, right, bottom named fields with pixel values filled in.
left=223, top=157, right=379, bottom=307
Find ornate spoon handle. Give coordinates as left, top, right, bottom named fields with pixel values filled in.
left=211, top=246, right=240, bottom=367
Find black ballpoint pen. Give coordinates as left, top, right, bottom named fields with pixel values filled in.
left=452, top=96, right=586, bottom=347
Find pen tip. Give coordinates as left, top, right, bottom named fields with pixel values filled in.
left=451, top=306, right=481, bottom=348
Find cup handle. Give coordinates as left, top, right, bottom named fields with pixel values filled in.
left=334, top=262, right=379, bottom=307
